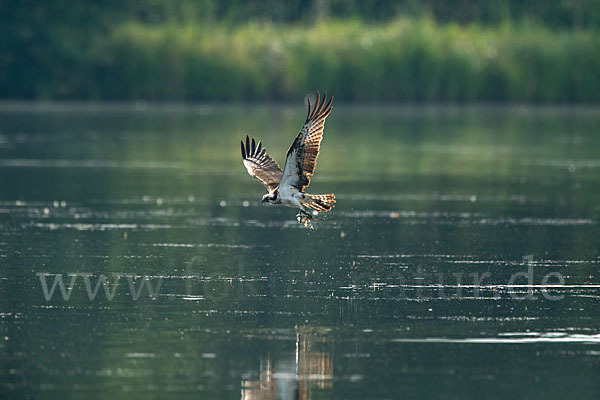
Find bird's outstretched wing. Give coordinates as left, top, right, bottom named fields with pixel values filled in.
left=241, top=135, right=283, bottom=193
left=280, top=92, right=333, bottom=191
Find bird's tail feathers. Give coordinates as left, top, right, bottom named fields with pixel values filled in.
left=304, top=193, right=336, bottom=212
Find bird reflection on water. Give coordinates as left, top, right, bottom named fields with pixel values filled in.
left=241, top=326, right=333, bottom=400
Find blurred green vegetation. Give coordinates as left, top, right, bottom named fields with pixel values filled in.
left=2, top=0, right=600, bottom=102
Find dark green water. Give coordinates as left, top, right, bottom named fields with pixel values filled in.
left=1, top=103, right=599, bottom=399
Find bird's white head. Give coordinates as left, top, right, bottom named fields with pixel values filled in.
left=262, top=192, right=277, bottom=205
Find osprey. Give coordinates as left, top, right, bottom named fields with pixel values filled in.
left=241, top=92, right=336, bottom=227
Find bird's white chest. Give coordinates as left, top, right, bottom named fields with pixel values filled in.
left=278, top=186, right=304, bottom=208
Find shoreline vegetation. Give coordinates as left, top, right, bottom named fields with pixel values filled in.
left=5, top=18, right=600, bottom=103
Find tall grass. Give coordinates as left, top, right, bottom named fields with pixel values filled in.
left=48, top=19, right=600, bottom=102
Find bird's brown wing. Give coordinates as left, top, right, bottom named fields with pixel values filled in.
left=280, top=92, right=334, bottom=191
left=241, top=135, right=283, bottom=193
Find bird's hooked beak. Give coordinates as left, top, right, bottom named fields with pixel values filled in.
left=262, top=193, right=275, bottom=205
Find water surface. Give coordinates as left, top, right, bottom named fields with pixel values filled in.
left=1, top=103, right=599, bottom=399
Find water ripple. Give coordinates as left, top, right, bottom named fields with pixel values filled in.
left=392, top=332, right=600, bottom=344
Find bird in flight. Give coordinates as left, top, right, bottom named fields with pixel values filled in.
left=241, top=92, right=336, bottom=227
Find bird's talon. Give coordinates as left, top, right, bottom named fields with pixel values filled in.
left=296, top=211, right=313, bottom=227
